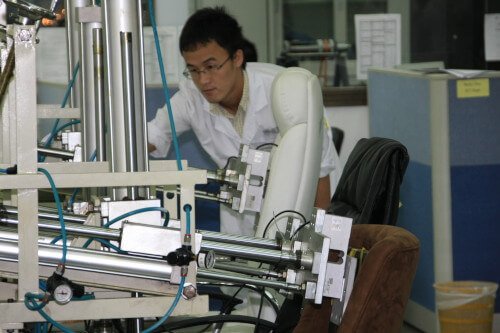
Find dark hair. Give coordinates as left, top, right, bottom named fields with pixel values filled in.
left=179, top=7, right=247, bottom=67
left=241, top=38, right=258, bottom=63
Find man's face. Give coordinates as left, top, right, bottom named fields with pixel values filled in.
left=182, top=40, right=243, bottom=106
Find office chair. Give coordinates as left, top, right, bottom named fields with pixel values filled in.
left=329, top=137, right=409, bottom=225
left=255, top=67, right=324, bottom=238
left=293, top=224, right=420, bottom=333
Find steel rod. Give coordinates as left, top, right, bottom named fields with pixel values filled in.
left=0, top=217, right=120, bottom=241
left=121, top=31, right=138, bottom=200
left=37, top=146, right=74, bottom=160
left=201, top=241, right=301, bottom=268
left=0, top=238, right=172, bottom=280
left=213, top=262, right=281, bottom=279
left=197, top=268, right=301, bottom=292
left=198, top=230, right=280, bottom=250
left=93, top=27, right=106, bottom=163
left=3, top=205, right=87, bottom=224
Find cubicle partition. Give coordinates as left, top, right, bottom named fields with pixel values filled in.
left=368, top=68, right=500, bottom=333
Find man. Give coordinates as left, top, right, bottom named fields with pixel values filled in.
left=148, top=7, right=338, bottom=236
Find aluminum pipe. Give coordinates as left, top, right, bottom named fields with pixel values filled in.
left=0, top=238, right=172, bottom=280
left=198, top=230, right=280, bottom=250
left=201, top=241, right=304, bottom=268
left=197, top=268, right=301, bottom=292
left=0, top=217, right=120, bottom=241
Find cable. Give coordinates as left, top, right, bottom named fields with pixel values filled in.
left=254, top=287, right=266, bottom=333
left=255, top=143, right=278, bottom=150
left=147, top=0, right=182, bottom=171
left=152, top=314, right=277, bottom=332
left=40, top=63, right=80, bottom=162
left=289, top=221, right=311, bottom=240
left=262, top=209, right=307, bottom=238
left=38, top=167, right=67, bottom=264
left=142, top=276, right=186, bottom=333
left=0, top=168, right=7, bottom=173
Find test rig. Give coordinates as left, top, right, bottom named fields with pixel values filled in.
left=0, top=1, right=353, bottom=331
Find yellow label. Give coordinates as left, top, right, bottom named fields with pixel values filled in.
left=457, top=78, right=490, bottom=98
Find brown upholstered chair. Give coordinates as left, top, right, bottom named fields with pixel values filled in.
left=293, top=224, right=420, bottom=333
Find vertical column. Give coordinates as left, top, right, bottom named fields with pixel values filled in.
left=77, top=4, right=102, bottom=162
left=102, top=0, right=148, bottom=200
left=93, top=28, right=106, bottom=162
left=65, top=0, right=90, bottom=109
left=14, top=25, right=39, bottom=299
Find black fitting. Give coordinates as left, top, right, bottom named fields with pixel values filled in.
left=6, top=165, right=17, bottom=175
left=46, top=272, right=84, bottom=299
left=166, top=246, right=195, bottom=267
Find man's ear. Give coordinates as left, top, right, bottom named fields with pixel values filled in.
left=234, top=49, right=244, bottom=68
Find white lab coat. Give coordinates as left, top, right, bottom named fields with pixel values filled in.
left=148, top=62, right=338, bottom=235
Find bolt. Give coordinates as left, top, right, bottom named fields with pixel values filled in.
left=18, top=29, right=32, bottom=42
left=182, top=284, right=197, bottom=300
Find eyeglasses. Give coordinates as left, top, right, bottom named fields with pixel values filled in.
left=183, top=56, right=232, bottom=80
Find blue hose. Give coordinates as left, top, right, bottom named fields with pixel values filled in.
left=147, top=0, right=182, bottom=171
left=38, top=168, right=67, bottom=264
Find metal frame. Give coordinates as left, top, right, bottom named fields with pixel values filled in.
left=0, top=24, right=206, bottom=331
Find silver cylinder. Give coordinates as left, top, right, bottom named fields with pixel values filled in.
left=121, top=31, right=138, bottom=200
left=0, top=218, right=120, bottom=241
left=0, top=238, right=172, bottom=280
left=65, top=0, right=90, bottom=109
left=213, top=262, right=281, bottom=279
left=197, top=268, right=301, bottom=292
left=199, top=230, right=280, bottom=250
left=37, top=146, right=74, bottom=160
left=3, top=205, right=87, bottom=224
left=201, top=240, right=303, bottom=268
left=102, top=0, right=148, bottom=200
left=77, top=5, right=102, bottom=161
left=93, top=28, right=106, bottom=163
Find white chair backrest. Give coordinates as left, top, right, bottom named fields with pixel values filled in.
left=255, top=67, right=324, bottom=238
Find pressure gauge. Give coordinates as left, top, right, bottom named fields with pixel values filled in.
left=197, top=250, right=216, bottom=269
left=53, top=283, right=73, bottom=304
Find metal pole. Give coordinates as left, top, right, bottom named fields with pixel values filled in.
left=37, top=146, right=75, bottom=160
left=197, top=268, right=302, bottom=292
left=198, top=230, right=280, bottom=250
left=3, top=205, right=87, bottom=224
left=0, top=217, right=120, bottom=241
left=65, top=0, right=90, bottom=109
left=121, top=31, right=138, bottom=200
left=102, top=0, right=148, bottom=200
left=0, top=238, right=173, bottom=280
left=93, top=28, right=106, bottom=162
left=201, top=241, right=303, bottom=268
left=77, top=4, right=102, bottom=162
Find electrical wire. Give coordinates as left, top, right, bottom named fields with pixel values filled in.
left=289, top=221, right=311, bottom=240
left=67, top=149, right=97, bottom=211
left=147, top=0, right=182, bottom=171
left=142, top=276, right=185, bottom=333
left=255, top=143, right=278, bottom=150
left=254, top=287, right=266, bottom=333
left=262, top=209, right=307, bottom=238
left=38, top=167, right=67, bottom=264
left=40, top=62, right=80, bottom=162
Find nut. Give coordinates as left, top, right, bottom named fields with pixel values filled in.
left=182, top=284, right=197, bottom=300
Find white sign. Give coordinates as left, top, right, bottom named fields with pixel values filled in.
left=355, top=14, right=401, bottom=81
left=484, top=14, right=500, bottom=61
